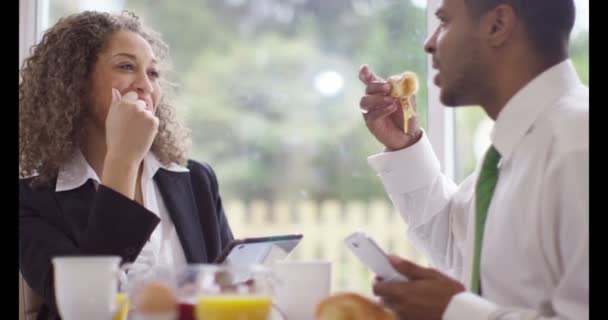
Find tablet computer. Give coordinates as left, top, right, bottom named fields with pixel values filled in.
left=214, top=234, right=303, bottom=268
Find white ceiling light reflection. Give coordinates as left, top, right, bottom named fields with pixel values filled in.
left=314, top=70, right=344, bottom=97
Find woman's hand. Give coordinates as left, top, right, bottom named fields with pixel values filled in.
left=101, top=88, right=158, bottom=200
left=105, top=89, right=159, bottom=164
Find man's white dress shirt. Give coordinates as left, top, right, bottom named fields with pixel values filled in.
left=368, top=59, right=588, bottom=319
left=56, top=151, right=189, bottom=283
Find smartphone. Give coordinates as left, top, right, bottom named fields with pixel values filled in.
left=344, top=232, right=409, bottom=282
left=214, top=234, right=303, bottom=267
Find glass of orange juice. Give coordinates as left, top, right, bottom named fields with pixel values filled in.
left=178, top=264, right=277, bottom=320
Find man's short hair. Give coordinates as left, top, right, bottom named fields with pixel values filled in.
left=464, top=0, right=575, bottom=59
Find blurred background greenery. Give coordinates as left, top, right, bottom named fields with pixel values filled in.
left=48, top=0, right=588, bottom=197
left=50, top=0, right=431, bottom=202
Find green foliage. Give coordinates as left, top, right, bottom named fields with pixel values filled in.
left=120, top=0, right=427, bottom=202
left=48, top=0, right=587, bottom=201
left=570, top=32, right=589, bottom=85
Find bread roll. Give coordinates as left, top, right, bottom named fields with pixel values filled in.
left=315, top=293, right=396, bottom=320
left=133, top=281, right=177, bottom=313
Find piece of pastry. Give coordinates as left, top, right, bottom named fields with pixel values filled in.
left=315, top=292, right=396, bottom=320
left=387, top=71, right=419, bottom=133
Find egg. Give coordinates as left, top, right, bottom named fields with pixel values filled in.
left=134, top=281, right=178, bottom=314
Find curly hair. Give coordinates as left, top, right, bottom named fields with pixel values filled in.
left=19, top=11, right=191, bottom=186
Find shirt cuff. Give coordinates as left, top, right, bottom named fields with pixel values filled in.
left=367, top=131, right=441, bottom=194
left=443, top=292, right=499, bottom=320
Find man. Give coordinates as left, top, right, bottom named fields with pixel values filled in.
left=358, top=0, right=588, bottom=318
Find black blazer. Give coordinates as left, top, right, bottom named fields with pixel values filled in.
left=19, top=160, right=234, bottom=320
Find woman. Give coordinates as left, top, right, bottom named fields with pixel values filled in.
left=19, top=11, right=234, bottom=319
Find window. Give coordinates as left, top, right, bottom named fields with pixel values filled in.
left=37, top=0, right=430, bottom=295
left=21, top=0, right=589, bottom=295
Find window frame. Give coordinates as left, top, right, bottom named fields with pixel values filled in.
left=425, top=0, right=456, bottom=180
left=19, top=0, right=48, bottom=70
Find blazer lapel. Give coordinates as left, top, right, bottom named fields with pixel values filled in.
left=154, top=169, right=208, bottom=263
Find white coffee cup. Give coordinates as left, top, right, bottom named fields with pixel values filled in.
left=52, top=256, right=126, bottom=320
left=272, top=260, right=331, bottom=320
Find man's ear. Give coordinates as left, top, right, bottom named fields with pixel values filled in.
left=480, top=4, right=518, bottom=48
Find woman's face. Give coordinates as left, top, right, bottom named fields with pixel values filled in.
left=88, top=30, right=161, bottom=127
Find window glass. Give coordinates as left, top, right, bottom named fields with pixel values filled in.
left=47, top=0, right=430, bottom=295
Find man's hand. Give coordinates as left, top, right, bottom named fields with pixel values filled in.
left=358, top=65, right=422, bottom=151
left=373, top=255, right=465, bottom=320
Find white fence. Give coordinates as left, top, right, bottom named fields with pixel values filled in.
left=225, top=199, right=427, bottom=296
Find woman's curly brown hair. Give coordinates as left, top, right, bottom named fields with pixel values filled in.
left=19, top=10, right=191, bottom=186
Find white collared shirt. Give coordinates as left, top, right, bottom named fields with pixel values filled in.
left=56, top=151, right=189, bottom=283
left=368, top=59, right=588, bottom=319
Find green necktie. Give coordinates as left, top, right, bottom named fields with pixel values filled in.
left=471, top=146, right=501, bottom=294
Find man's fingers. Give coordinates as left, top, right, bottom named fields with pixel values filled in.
left=379, top=296, right=401, bottom=310
left=364, top=103, right=398, bottom=123
left=360, top=95, right=396, bottom=112
left=358, top=64, right=373, bottom=84
left=373, top=278, right=411, bottom=299
left=388, top=255, right=438, bottom=280
left=366, top=81, right=391, bottom=95
left=359, top=64, right=384, bottom=85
